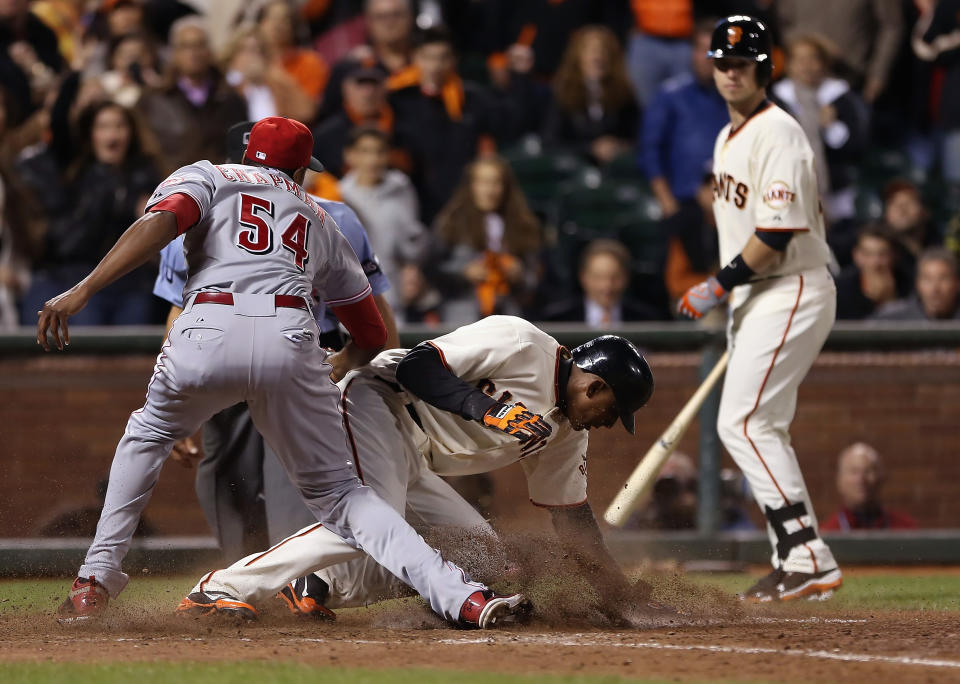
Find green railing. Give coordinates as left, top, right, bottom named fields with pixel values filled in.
left=4, top=321, right=960, bottom=538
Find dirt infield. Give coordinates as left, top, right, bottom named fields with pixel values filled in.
left=2, top=583, right=958, bottom=683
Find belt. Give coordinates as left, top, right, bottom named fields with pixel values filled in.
left=194, top=292, right=308, bottom=310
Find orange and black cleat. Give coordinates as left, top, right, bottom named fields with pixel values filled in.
left=176, top=590, right=258, bottom=620
left=277, top=575, right=336, bottom=620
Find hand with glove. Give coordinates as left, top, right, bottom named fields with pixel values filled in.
left=677, top=276, right=728, bottom=320
left=482, top=402, right=552, bottom=443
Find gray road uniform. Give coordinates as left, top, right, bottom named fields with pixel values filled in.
left=80, top=160, right=489, bottom=621
left=197, top=316, right=591, bottom=608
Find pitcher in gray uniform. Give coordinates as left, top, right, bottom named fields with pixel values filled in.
left=38, top=116, right=529, bottom=629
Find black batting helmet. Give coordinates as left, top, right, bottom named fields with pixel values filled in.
left=707, top=15, right=773, bottom=86
left=571, top=336, right=654, bottom=434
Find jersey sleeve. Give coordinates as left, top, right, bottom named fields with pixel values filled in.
left=144, top=162, right=217, bottom=222
left=312, top=213, right=372, bottom=306
left=152, top=235, right=188, bottom=308
left=332, top=203, right=391, bottom=296
left=424, top=316, right=537, bottom=384
left=521, top=431, right=589, bottom=507
left=752, top=124, right=815, bottom=232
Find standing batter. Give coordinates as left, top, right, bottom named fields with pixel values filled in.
left=39, top=116, right=527, bottom=629
left=184, top=317, right=655, bottom=618
left=678, top=16, right=842, bottom=601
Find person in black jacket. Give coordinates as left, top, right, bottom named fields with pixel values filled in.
left=771, top=34, right=869, bottom=226
left=18, top=97, right=162, bottom=324
left=0, top=0, right=64, bottom=127
left=835, top=224, right=911, bottom=320
left=541, top=238, right=661, bottom=324
left=388, top=26, right=518, bottom=223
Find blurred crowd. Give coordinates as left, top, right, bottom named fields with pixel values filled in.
left=3, top=0, right=960, bottom=330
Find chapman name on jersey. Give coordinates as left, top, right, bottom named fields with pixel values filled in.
left=146, top=161, right=370, bottom=306
left=712, top=102, right=831, bottom=279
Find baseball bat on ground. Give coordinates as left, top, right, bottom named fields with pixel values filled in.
left=603, top=350, right=730, bottom=527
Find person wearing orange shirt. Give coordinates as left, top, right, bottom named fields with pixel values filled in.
left=257, top=0, right=328, bottom=111
left=626, top=0, right=694, bottom=106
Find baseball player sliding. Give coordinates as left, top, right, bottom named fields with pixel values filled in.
left=181, top=316, right=655, bottom=620
left=678, top=16, right=842, bottom=601
left=39, top=116, right=528, bottom=629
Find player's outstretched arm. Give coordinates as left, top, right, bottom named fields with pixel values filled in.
left=548, top=502, right=650, bottom=605
left=36, top=211, right=179, bottom=351
left=326, top=293, right=388, bottom=381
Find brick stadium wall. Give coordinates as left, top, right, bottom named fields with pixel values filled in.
left=1, top=351, right=958, bottom=538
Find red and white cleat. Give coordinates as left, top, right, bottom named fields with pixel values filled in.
left=56, top=576, right=109, bottom=624
left=458, top=590, right=532, bottom=629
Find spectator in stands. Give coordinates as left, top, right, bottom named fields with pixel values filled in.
left=395, top=262, right=443, bottom=326
left=220, top=23, right=315, bottom=123
left=136, top=16, right=247, bottom=173
left=913, top=0, right=960, bottom=183
left=836, top=225, right=910, bottom=320
left=0, top=0, right=65, bottom=127
left=487, top=0, right=630, bottom=82
left=771, top=34, right=869, bottom=225
left=642, top=19, right=727, bottom=219
left=777, top=0, right=903, bottom=103
left=389, top=26, right=514, bottom=222
left=542, top=239, right=660, bottom=325
left=543, top=25, right=638, bottom=166
left=433, top=155, right=541, bottom=319
left=625, top=0, right=693, bottom=107
left=321, top=0, right=415, bottom=118
left=35, top=477, right=154, bottom=537
left=873, top=248, right=960, bottom=320
left=662, top=174, right=719, bottom=303
left=821, top=442, right=917, bottom=531
left=882, top=179, right=937, bottom=281
left=626, top=452, right=698, bottom=530
left=257, top=0, right=327, bottom=113
left=89, top=32, right=161, bottom=109
left=0, top=151, right=40, bottom=329
left=339, top=126, right=428, bottom=304
left=312, top=60, right=409, bottom=178
left=18, top=100, right=162, bottom=324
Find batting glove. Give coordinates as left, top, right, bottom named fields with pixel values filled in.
left=482, top=402, right=552, bottom=443
left=678, top=276, right=728, bottom=320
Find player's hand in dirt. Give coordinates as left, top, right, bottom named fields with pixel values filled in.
left=37, top=287, right=91, bottom=351
left=677, top=276, right=728, bottom=320
left=482, top=402, right=552, bottom=443
left=170, top=435, right=201, bottom=468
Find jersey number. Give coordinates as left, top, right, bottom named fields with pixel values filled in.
left=237, top=194, right=311, bottom=271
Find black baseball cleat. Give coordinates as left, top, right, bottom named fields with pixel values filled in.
left=741, top=567, right=843, bottom=602
left=277, top=575, right=336, bottom=620
left=741, top=568, right=785, bottom=603
left=176, top=590, right=258, bottom=620
left=458, top=590, right=532, bottom=629
left=778, top=568, right=843, bottom=601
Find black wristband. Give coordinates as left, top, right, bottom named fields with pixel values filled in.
left=463, top=392, right=499, bottom=422
left=715, top=254, right=756, bottom=291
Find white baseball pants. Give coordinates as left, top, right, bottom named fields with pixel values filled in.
left=718, top=267, right=837, bottom=574
left=79, top=295, right=484, bottom=621
left=196, top=371, right=494, bottom=608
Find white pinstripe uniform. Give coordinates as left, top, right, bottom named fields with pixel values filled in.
left=711, top=102, right=838, bottom=574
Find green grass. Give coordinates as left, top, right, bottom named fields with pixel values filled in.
left=689, top=571, right=960, bottom=612
left=0, top=663, right=733, bottom=684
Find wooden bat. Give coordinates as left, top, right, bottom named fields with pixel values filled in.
left=603, top=350, right=729, bottom=527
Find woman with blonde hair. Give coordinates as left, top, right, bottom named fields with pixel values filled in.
left=434, top=155, right=542, bottom=319
left=544, top=25, right=638, bottom=165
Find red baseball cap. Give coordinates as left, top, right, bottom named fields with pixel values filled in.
left=244, top=117, right=324, bottom=173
